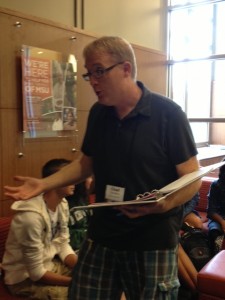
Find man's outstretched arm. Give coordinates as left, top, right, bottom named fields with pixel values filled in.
left=4, top=153, right=93, bottom=200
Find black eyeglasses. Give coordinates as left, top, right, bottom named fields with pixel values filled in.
left=82, top=62, right=124, bottom=81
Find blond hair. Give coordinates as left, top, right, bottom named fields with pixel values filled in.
left=83, top=36, right=137, bottom=80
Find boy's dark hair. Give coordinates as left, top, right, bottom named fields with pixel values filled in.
left=42, top=158, right=71, bottom=178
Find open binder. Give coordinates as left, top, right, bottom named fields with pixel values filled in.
left=71, top=162, right=224, bottom=210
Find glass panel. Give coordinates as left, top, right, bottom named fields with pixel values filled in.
left=215, top=2, right=225, bottom=54
left=212, top=60, right=225, bottom=117
left=186, top=61, right=211, bottom=118
left=168, top=0, right=225, bottom=146
left=169, top=61, right=210, bottom=144
left=169, top=0, right=186, bottom=5
left=21, top=45, right=77, bottom=138
left=169, top=61, right=211, bottom=118
left=190, top=122, right=209, bottom=144
left=168, top=63, right=187, bottom=111
left=169, top=4, right=213, bottom=60
left=170, top=0, right=214, bottom=7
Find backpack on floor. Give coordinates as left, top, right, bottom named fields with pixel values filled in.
left=180, top=226, right=212, bottom=271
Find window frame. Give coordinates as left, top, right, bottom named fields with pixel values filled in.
left=167, top=0, right=225, bottom=147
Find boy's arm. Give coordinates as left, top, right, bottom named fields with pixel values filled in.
left=208, top=211, right=225, bottom=232
left=64, top=253, right=78, bottom=269
left=37, top=271, right=72, bottom=286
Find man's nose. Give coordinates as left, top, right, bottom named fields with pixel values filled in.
left=89, top=75, right=99, bottom=87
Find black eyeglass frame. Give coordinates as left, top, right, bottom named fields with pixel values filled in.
left=82, top=61, right=124, bottom=81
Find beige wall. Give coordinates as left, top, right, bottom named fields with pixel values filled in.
left=0, top=0, right=74, bottom=26
left=0, top=0, right=166, bottom=52
left=84, top=0, right=167, bottom=52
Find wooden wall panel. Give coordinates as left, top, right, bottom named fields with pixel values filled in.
left=0, top=16, right=22, bottom=109
left=210, top=123, right=225, bottom=145
left=0, top=7, right=166, bottom=216
left=0, top=109, right=78, bottom=178
left=134, top=46, right=166, bottom=94
left=0, top=109, right=22, bottom=184
left=2, top=199, right=15, bottom=216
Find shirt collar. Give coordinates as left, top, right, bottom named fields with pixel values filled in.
left=130, top=81, right=152, bottom=117
left=107, top=81, right=152, bottom=118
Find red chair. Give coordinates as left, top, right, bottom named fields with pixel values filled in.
left=197, top=250, right=225, bottom=299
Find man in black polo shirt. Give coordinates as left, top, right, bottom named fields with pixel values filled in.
left=5, top=36, right=201, bottom=300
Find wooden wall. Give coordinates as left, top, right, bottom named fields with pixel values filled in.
left=0, top=7, right=167, bottom=217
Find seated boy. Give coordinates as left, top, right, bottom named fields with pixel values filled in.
left=2, top=158, right=78, bottom=300
left=182, top=192, right=203, bottom=229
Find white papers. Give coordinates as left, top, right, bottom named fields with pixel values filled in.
left=71, top=162, right=224, bottom=210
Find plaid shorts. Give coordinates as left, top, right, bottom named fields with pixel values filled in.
left=68, top=239, right=179, bottom=300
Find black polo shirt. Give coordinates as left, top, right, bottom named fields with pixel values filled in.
left=82, top=81, right=198, bottom=250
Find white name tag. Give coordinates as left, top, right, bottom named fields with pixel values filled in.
left=105, top=185, right=125, bottom=202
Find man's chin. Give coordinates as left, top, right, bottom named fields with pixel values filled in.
left=98, top=97, right=112, bottom=106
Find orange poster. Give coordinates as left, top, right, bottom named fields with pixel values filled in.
left=21, top=46, right=77, bottom=138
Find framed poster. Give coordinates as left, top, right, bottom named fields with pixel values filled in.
left=21, top=45, right=77, bottom=138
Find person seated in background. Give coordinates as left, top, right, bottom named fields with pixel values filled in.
left=2, top=158, right=78, bottom=300
left=67, top=178, right=93, bottom=252
left=207, top=162, right=225, bottom=255
left=178, top=244, right=199, bottom=299
left=178, top=193, right=203, bottom=299
left=182, top=192, right=203, bottom=230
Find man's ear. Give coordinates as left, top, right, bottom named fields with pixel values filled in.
left=123, top=61, right=132, bottom=77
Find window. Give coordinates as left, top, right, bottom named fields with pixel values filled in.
left=167, top=0, right=225, bottom=146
